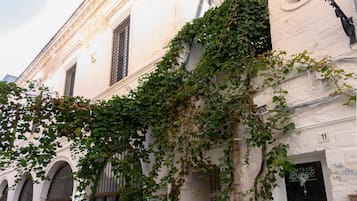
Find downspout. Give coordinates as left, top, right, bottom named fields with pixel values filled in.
left=195, top=0, right=205, bottom=18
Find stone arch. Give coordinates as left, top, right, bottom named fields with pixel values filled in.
left=39, top=156, right=75, bottom=201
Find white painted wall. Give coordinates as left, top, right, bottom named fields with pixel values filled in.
left=268, top=0, right=357, bottom=200
left=0, top=0, right=215, bottom=200
left=2, top=0, right=356, bottom=200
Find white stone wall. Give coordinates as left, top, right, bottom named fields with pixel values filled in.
left=2, top=0, right=357, bottom=200
left=268, top=0, right=357, bottom=200
left=0, top=0, right=215, bottom=200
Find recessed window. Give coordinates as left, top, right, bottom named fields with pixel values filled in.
left=19, top=177, right=33, bottom=201
left=285, top=161, right=327, bottom=201
left=186, top=168, right=220, bottom=201
left=47, top=164, right=73, bottom=201
left=110, top=16, right=130, bottom=85
left=90, top=155, right=142, bottom=201
left=64, top=65, right=76, bottom=96
left=0, top=183, right=8, bottom=201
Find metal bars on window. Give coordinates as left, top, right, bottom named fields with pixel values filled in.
left=209, top=168, right=220, bottom=201
left=91, top=153, right=142, bottom=201
left=47, top=164, right=73, bottom=201
left=110, top=16, right=130, bottom=85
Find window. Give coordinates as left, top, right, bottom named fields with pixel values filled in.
left=110, top=16, right=130, bottom=85
left=47, top=164, right=73, bottom=201
left=285, top=161, right=327, bottom=201
left=185, top=168, right=220, bottom=201
left=19, top=177, right=33, bottom=201
left=90, top=154, right=142, bottom=201
left=0, top=183, right=7, bottom=201
left=64, top=65, right=76, bottom=96
left=90, top=162, right=120, bottom=201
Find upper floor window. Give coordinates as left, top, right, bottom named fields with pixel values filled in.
left=110, top=16, right=130, bottom=85
left=64, top=65, right=76, bottom=96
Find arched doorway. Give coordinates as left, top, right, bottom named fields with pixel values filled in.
left=46, top=163, right=73, bottom=201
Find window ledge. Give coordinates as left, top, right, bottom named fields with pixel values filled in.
left=281, top=0, right=311, bottom=11
left=93, top=56, right=163, bottom=101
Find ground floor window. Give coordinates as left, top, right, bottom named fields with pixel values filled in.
left=19, top=177, right=33, bottom=201
left=46, top=163, right=73, bottom=201
left=90, top=155, right=142, bottom=201
left=285, top=161, right=327, bottom=201
left=0, top=183, right=7, bottom=201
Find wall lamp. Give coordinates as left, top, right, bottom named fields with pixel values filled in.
left=326, top=0, right=357, bottom=46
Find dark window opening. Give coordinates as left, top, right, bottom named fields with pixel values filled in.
left=285, top=161, right=327, bottom=201
left=19, top=177, right=33, bottom=201
left=187, top=167, right=221, bottom=201
left=110, top=16, right=130, bottom=85
left=90, top=154, right=142, bottom=201
left=0, top=184, right=8, bottom=201
left=64, top=65, right=76, bottom=96
left=47, top=164, right=73, bottom=201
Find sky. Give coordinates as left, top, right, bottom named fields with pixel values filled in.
left=0, top=0, right=83, bottom=80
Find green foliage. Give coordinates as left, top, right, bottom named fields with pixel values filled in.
left=0, top=0, right=355, bottom=200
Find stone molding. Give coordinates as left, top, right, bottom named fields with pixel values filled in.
left=16, top=1, right=107, bottom=86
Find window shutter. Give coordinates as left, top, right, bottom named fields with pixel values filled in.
left=110, top=16, right=130, bottom=85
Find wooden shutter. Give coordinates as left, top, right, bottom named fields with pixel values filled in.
left=47, top=164, right=73, bottom=201
left=19, top=178, right=33, bottom=201
left=110, top=16, right=130, bottom=85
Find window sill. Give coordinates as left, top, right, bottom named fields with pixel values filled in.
left=281, top=0, right=311, bottom=11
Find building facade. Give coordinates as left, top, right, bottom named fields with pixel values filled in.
left=268, top=0, right=357, bottom=200
left=0, top=0, right=356, bottom=201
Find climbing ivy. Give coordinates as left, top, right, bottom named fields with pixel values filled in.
left=0, top=0, right=355, bottom=200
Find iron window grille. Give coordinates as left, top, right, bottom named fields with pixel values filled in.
left=90, top=154, right=142, bottom=201
left=110, top=16, right=130, bottom=85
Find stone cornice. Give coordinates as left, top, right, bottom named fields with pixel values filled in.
left=16, top=0, right=108, bottom=86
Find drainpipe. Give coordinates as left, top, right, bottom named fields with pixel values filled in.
left=195, top=0, right=205, bottom=18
